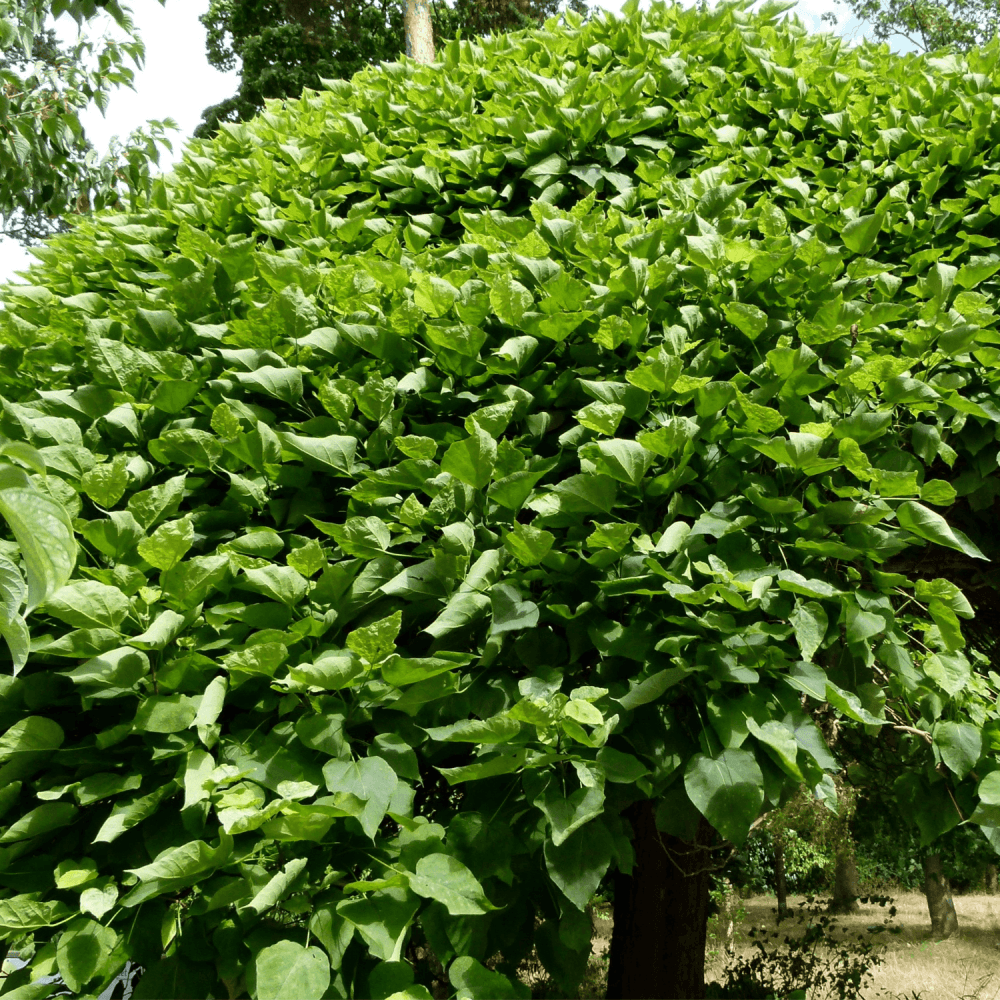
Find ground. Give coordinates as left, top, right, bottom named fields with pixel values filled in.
left=516, top=891, right=1000, bottom=999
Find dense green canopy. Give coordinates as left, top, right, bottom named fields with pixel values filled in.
left=2, top=1, right=1000, bottom=997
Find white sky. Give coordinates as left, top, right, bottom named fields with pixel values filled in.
left=0, top=0, right=882, bottom=284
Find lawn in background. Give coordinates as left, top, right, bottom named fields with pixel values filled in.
left=518, top=890, right=1000, bottom=999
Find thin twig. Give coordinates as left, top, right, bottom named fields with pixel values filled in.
left=892, top=724, right=933, bottom=744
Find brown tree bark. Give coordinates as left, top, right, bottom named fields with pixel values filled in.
left=606, top=800, right=714, bottom=1000
left=923, top=853, right=959, bottom=939
left=985, top=864, right=997, bottom=893
left=773, top=832, right=791, bottom=920
left=827, top=846, right=861, bottom=915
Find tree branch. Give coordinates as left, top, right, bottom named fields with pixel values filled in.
left=893, top=724, right=933, bottom=744
left=909, top=1, right=931, bottom=48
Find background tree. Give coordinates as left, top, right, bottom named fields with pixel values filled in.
left=751, top=771, right=860, bottom=918
left=194, top=0, right=590, bottom=139
left=821, top=0, right=999, bottom=52
left=0, top=0, right=177, bottom=246
left=0, top=22, right=76, bottom=244
left=818, top=693, right=1000, bottom=939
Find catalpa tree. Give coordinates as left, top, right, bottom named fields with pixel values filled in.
left=1, top=1, right=1000, bottom=998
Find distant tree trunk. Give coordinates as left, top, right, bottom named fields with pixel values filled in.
left=828, top=846, right=861, bottom=915
left=719, top=878, right=737, bottom=956
left=606, top=801, right=713, bottom=1000
left=923, top=853, right=959, bottom=939
left=985, top=864, right=997, bottom=893
left=404, top=0, right=435, bottom=62
left=774, top=832, right=791, bottom=920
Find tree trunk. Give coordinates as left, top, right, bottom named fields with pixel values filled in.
left=923, top=853, right=959, bottom=939
left=719, top=878, right=737, bottom=957
left=404, top=0, right=435, bottom=62
left=985, top=864, right=997, bottom=893
left=773, top=832, right=791, bottom=920
left=827, top=846, right=861, bottom=915
left=606, top=800, right=714, bottom=1000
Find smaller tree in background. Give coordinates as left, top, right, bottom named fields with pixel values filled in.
left=821, top=0, right=999, bottom=52
left=826, top=712, right=1000, bottom=939
left=751, top=772, right=860, bottom=918
left=0, top=0, right=177, bottom=246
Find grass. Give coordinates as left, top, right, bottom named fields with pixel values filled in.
left=704, top=889, right=1000, bottom=1000
left=517, top=887, right=1000, bottom=999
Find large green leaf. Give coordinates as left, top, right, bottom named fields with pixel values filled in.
left=239, top=564, right=309, bottom=605
left=972, top=772, right=1000, bottom=827
left=337, top=888, right=420, bottom=962
left=449, top=957, right=528, bottom=1000
left=932, top=721, right=982, bottom=781
left=407, top=853, right=496, bottom=915
left=423, top=716, right=521, bottom=744
left=0, top=716, right=64, bottom=761
left=748, top=433, right=840, bottom=474
left=137, top=517, right=194, bottom=571
left=424, top=550, right=501, bottom=638
left=0, top=559, right=24, bottom=620
left=129, top=609, right=188, bottom=651
left=80, top=454, right=130, bottom=508
left=490, top=272, right=534, bottom=327
left=536, top=782, right=605, bottom=847
left=584, top=439, right=654, bottom=487
left=134, top=695, right=200, bottom=734
left=893, top=772, right=962, bottom=846
left=56, top=917, right=118, bottom=993
left=347, top=611, right=402, bottom=663
left=503, top=524, right=555, bottom=565
left=684, top=749, right=764, bottom=846
left=0, top=463, right=76, bottom=612
left=0, top=895, right=73, bottom=934
left=127, top=475, right=187, bottom=531
left=149, top=429, right=223, bottom=470
left=93, top=781, right=179, bottom=844
left=121, top=832, right=232, bottom=905
left=322, top=757, right=398, bottom=839
left=255, top=941, right=331, bottom=1000
left=546, top=474, right=618, bottom=514
left=747, top=719, right=803, bottom=781
left=896, top=501, right=987, bottom=559
left=724, top=301, right=768, bottom=340
left=279, top=432, right=357, bottom=475
left=543, top=817, right=614, bottom=910
left=43, top=580, right=129, bottom=631
left=490, top=583, right=539, bottom=635
left=441, top=426, right=497, bottom=490
left=840, top=213, right=883, bottom=254
left=788, top=600, right=828, bottom=662
left=232, top=366, right=303, bottom=403
left=0, top=802, right=77, bottom=844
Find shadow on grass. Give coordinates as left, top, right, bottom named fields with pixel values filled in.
left=504, top=890, right=1000, bottom=998
left=706, top=891, right=1000, bottom=1000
